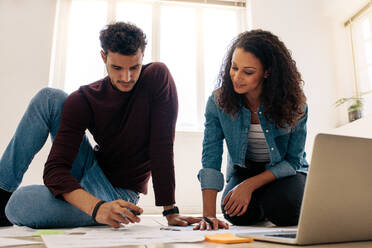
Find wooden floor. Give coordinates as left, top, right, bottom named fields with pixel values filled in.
left=2, top=215, right=372, bottom=248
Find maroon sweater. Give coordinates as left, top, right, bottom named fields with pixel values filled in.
left=43, top=62, right=178, bottom=206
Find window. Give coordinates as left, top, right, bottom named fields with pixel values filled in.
left=346, top=2, right=372, bottom=116
left=50, top=0, right=247, bottom=131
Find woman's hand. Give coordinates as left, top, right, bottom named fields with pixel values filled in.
left=166, top=214, right=201, bottom=226
left=222, top=180, right=254, bottom=217
left=193, top=216, right=229, bottom=230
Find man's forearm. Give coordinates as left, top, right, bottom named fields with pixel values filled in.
left=163, top=204, right=175, bottom=211
left=62, top=189, right=101, bottom=216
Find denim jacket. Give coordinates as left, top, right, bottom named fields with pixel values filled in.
left=198, top=95, right=308, bottom=192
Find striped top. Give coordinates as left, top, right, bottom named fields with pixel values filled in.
left=246, top=124, right=270, bottom=163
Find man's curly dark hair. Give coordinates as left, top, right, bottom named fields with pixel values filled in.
left=99, top=22, right=147, bottom=55
left=216, top=29, right=306, bottom=128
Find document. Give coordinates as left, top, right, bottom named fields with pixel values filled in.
left=42, top=224, right=297, bottom=248
left=42, top=229, right=204, bottom=248
left=0, top=226, right=36, bottom=237
left=0, top=237, right=41, bottom=247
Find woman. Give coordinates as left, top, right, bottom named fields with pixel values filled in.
left=195, top=30, right=308, bottom=230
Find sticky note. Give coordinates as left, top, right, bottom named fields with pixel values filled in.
left=205, top=233, right=254, bottom=244
left=33, top=230, right=66, bottom=236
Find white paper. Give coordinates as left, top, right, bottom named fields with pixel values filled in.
left=42, top=232, right=204, bottom=248
left=0, top=237, right=41, bottom=247
left=0, top=217, right=298, bottom=248
left=42, top=224, right=297, bottom=248
left=0, top=226, right=37, bottom=237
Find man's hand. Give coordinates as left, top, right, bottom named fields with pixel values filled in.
left=193, top=216, right=229, bottom=231
left=95, top=200, right=143, bottom=228
left=222, top=180, right=254, bottom=217
left=166, top=214, right=201, bottom=226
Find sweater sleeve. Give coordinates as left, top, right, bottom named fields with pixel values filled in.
left=148, top=63, right=178, bottom=206
left=43, top=90, right=92, bottom=198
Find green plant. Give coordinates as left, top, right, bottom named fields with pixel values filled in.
left=335, top=97, right=363, bottom=112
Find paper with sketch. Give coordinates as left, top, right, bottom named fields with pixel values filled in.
left=42, top=231, right=204, bottom=248
left=150, top=224, right=297, bottom=235
left=0, top=237, right=41, bottom=247
left=42, top=224, right=297, bottom=248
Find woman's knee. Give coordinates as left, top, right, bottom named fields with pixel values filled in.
left=261, top=175, right=306, bottom=226
left=263, top=197, right=301, bottom=226
left=221, top=201, right=264, bottom=226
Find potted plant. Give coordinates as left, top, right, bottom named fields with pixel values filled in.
left=335, top=97, right=363, bottom=122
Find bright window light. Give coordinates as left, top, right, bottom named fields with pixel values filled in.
left=54, top=0, right=246, bottom=131
left=65, top=0, right=107, bottom=94
left=160, top=5, right=197, bottom=130
left=116, top=2, right=152, bottom=64
left=203, top=8, right=238, bottom=102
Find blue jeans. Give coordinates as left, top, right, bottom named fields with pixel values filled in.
left=0, top=88, right=139, bottom=228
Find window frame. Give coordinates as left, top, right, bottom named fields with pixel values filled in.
left=345, top=2, right=372, bottom=98
left=49, top=0, right=247, bottom=131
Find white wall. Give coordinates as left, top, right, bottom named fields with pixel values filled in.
left=249, top=0, right=368, bottom=158
left=320, top=0, right=369, bottom=125
left=0, top=0, right=57, bottom=186
left=0, top=0, right=368, bottom=214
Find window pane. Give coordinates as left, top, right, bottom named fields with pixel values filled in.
left=116, top=2, right=152, bottom=64
left=203, top=8, right=239, bottom=101
left=359, top=68, right=369, bottom=92
left=65, top=0, right=107, bottom=93
left=363, top=41, right=372, bottom=65
left=358, top=66, right=372, bottom=93
left=367, top=66, right=372, bottom=91
left=160, top=5, right=197, bottom=130
left=362, top=92, right=372, bottom=116
left=362, top=18, right=371, bottom=40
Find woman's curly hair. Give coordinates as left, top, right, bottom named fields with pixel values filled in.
left=99, top=22, right=147, bottom=55
left=216, top=29, right=306, bottom=128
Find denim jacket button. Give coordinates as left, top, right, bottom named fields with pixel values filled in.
left=259, top=111, right=262, bottom=114
left=266, top=129, right=269, bottom=133
left=271, top=147, right=274, bottom=151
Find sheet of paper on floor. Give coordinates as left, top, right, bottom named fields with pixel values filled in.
left=0, top=237, right=42, bottom=247
left=42, top=232, right=205, bottom=248
left=0, top=226, right=37, bottom=237
left=42, top=224, right=297, bottom=248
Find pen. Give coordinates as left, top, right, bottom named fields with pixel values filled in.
left=203, top=216, right=214, bottom=227
left=129, top=209, right=141, bottom=216
left=160, top=227, right=181, bottom=231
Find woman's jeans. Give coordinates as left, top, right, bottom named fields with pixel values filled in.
left=0, top=88, right=139, bottom=228
left=222, top=161, right=306, bottom=226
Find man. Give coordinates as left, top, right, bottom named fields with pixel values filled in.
left=0, top=22, right=199, bottom=228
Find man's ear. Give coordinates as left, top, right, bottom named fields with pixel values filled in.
left=100, top=50, right=107, bottom=63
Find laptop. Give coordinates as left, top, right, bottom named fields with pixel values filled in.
left=237, top=133, right=372, bottom=245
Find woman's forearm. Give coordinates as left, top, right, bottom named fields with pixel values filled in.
left=243, top=169, right=276, bottom=191
left=202, top=189, right=218, bottom=217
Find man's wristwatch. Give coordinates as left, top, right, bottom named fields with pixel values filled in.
left=162, top=206, right=179, bottom=216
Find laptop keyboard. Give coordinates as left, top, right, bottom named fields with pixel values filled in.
left=265, top=233, right=297, bottom=239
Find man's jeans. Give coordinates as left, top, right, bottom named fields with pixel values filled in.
left=0, top=88, right=139, bottom=228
